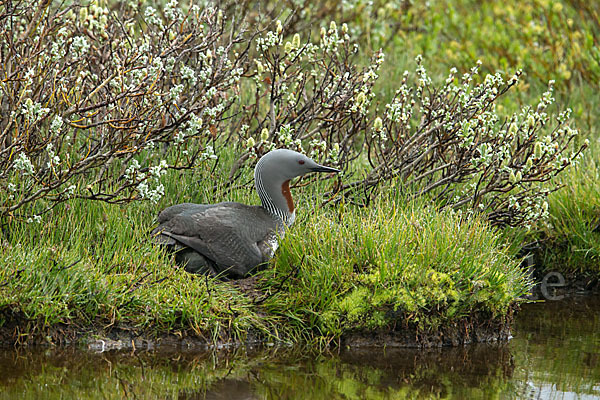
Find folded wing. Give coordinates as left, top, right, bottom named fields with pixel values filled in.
left=152, top=202, right=280, bottom=278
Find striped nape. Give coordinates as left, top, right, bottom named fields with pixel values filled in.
left=255, top=158, right=294, bottom=227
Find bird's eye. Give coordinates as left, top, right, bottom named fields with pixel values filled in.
left=298, top=160, right=305, bottom=165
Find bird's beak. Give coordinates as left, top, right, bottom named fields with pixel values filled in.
left=311, top=164, right=341, bottom=173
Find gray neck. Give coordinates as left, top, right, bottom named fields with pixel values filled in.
left=255, top=158, right=295, bottom=227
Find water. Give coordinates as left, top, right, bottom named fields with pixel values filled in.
left=0, top=296, right=598, bottom=399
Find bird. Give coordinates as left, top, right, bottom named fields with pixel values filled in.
left=152, top=149, right=340, bottom=279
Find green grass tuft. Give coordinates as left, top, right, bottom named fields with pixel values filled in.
left=540, top=145, right=600, bottom=273
left=258, top=191, right=531, bottom=342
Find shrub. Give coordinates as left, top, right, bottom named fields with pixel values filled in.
left=344, top=58, right=587, bottom=227
left=0, top=1, right=586, bottom=231
left=0, top=1, right=247, bottom=220
left=232, top=20, right=383, bottom=177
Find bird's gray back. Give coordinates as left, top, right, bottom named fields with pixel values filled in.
left=152, top=202, right=281, bottom=278
left=157, top=202, right=219, bottom=223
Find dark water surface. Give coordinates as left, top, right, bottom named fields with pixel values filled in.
left=0, top=296, right=598, bottom=399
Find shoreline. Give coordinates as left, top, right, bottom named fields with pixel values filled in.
left=0, top=313, right=513, bottom=351
left=1, top=270, right=597, bottom=351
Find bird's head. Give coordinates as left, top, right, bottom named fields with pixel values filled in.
left=255, top=148, right=340, bottom=182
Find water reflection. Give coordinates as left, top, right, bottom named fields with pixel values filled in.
left=508, top=295, right=600, bottom=399
left=0, top=296, right=598, bottom=399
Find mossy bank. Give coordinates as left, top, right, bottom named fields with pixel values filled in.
left=0, top=174, right=530, bottom=348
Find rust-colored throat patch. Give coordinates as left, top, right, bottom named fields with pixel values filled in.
left=281, top=180, right=294, bottom=213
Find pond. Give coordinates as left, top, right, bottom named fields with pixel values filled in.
left=0, top=296, right=598, bottom=399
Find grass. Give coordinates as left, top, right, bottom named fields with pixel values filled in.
left=0, top=159, right=532, bottom=345
left=0, top=152, right=270, bottom=342
left=539, top=144, right=600, bottom=274
left=261, top=190, right=530, bottom=343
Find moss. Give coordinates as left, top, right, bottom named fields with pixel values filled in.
left=259, top=192, right=531, bottom=341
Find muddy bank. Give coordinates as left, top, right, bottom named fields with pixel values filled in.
left=0, top=310, right=238, bottom=351
left=0, top=308, right=514, bottom=351
left=343, top=312, right=513, bottom=348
